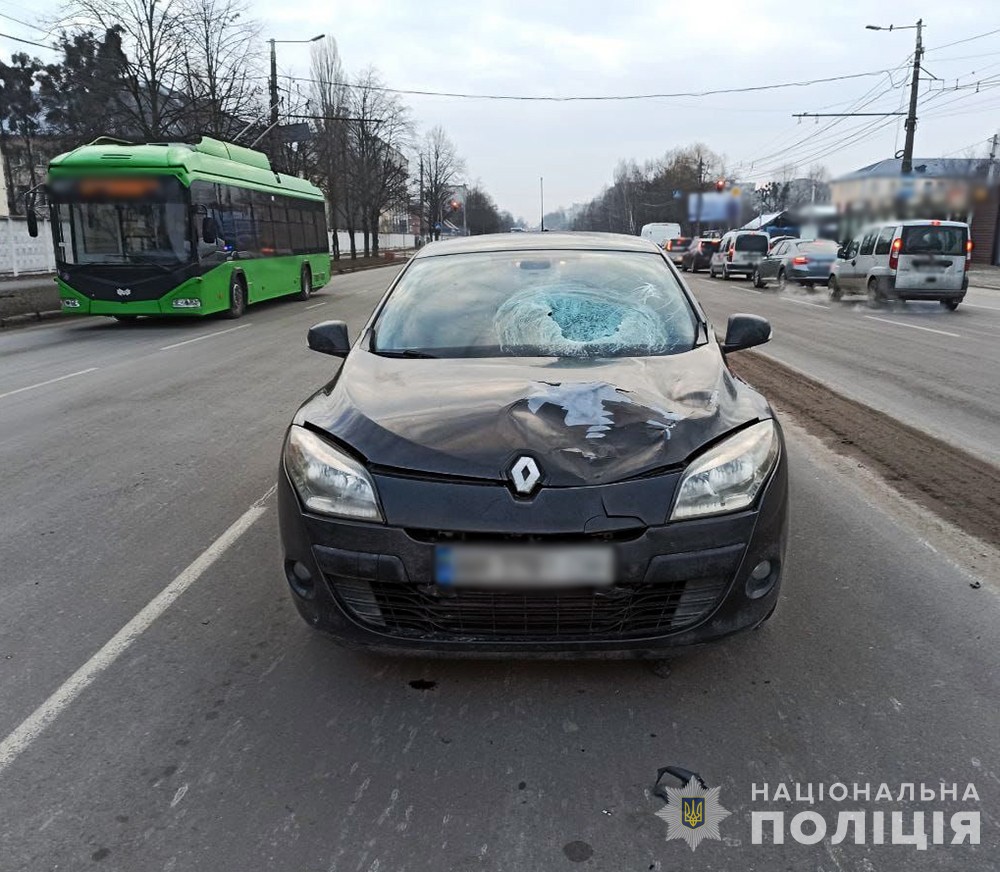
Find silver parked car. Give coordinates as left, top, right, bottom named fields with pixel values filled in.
left=752, top=239, right=839, bottom=291
left=709, top=231, right=771, bottom=280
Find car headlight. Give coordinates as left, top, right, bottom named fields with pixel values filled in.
left=670, top=420, right=779, bottom=520
left=283, top=425, right=383, bottom=521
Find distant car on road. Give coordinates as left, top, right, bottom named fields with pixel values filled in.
left=279, top=232, right=788, bottom=657
left=640, top=222, right=683, bottom=248
left=680, top=237, right=721, bottom=272
left=663, top=236, right=692, bottom=266
left=828, top=220, right=971, bottom=309
left=709, top=231, right=770, bottom=280
left=753, top=239, right=839, bottom=290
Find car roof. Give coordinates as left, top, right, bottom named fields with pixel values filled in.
left=413, top=232, right=662, bottom=258
left=862, top=219, right=968, bottom=230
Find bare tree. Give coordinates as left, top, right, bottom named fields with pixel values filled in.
left=420, top=125, right=464, bottom=240
left=347, top=68, right=412, bottom=257
left=308, top=37, right=351, bottom=258
left=66, top=0, right=193, bottom=139
left=182, top=0, right=260, bottom=139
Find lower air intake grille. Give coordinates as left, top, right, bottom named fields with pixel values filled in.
left=330, top=577, right=727, bottom=640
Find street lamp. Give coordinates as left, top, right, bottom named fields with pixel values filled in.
left=269, top=34, right=325, bottom=127
left=866, top=20, right=923, bottom=173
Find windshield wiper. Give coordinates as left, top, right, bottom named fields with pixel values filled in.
left=374, top=349, right=439, bottom=359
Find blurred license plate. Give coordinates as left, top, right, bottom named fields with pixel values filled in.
left=436, top=544, right=614, bottom=589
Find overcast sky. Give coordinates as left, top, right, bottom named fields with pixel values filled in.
left=12, top=0, right=1000, bottom=220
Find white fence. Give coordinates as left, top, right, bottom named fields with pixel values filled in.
left=0, top=220, right=412, bottom=277
left=330, top=231, right=413, bottom=254
left=1, top=217, right=56, bottom=276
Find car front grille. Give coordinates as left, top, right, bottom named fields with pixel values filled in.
left=330, top=576, right=728, bottom=640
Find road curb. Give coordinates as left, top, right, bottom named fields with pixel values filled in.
left=0, top=309, right=64, bottom=329
left=331, top=257, right=410, bottom=275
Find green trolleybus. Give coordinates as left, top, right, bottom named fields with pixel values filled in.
left=33, top=137, right=330, bottom=320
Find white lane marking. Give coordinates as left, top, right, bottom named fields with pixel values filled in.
left=863, top=316, right=960, bottom=338
left=738, top=287, right=764, bottom=295
left=959, top=302, right=1000, bottom=312
left=784, top=297, right=829, bottom=309
left=160, top=324, right=250, bottom=350
left=0, top=367, right=98, bottom=401
left=0, top=499, right=268, bottom=778
left=305, top=301, right=328, bottom=310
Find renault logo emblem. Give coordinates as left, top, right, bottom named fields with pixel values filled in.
left=509, top=456, right=541, bottom=495
left=116, top=287, right=132, bottom=297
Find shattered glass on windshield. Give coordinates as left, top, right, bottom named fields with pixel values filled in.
left=372, top=250, right=698, bottom=358
left=494, top=282, right=689, bottom=356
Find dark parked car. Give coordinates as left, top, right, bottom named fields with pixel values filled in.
left=753, top=238, right=839, bottom=290
left=279, top=232, right=788, bottom=657
left=663, top=236, right=692, bottom=266
left=680, top=237, right=721, bottom=273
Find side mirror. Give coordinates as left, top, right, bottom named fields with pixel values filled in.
left=202, top=216, right=218, bottom=244
left=26, top=210, right=38, bottom=238
left=307, top=320, right=351, bottom=357
left=836, top=246, right=847, bottom=259
left=720, top=314, right=772, bottom=354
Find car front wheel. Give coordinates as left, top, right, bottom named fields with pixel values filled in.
left=225, top=274, right=247, bottom=319
left=941, top=299, right=960, bottom=311
left=828, top=275, right=842, bottom=301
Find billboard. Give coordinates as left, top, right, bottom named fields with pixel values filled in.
left=688, top=191, right=742, bottom=224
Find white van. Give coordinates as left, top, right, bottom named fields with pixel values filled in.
left=828, top=220, right=970, bottom=309
left=708, top=230, right=770, bottom=279
left=640, top=223, right=682, bottom=248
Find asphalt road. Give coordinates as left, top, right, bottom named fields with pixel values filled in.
left=684, top=271, right=1000, bottom=466
left=0, top=267, right=998, bottom=871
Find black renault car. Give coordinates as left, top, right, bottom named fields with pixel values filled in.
left=278, top=233, right=788, bottom=657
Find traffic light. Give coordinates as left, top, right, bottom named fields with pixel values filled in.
left=715, top=179, right=726, bottom=192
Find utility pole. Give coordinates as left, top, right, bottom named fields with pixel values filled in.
left=901, top=19, right=924, bottom=174
left=418, top=155, right=425, bottom=245
left=793, top=21, right=921, bottom=173
left=266, top=35, right=324, bottom=162
left=268, top=39, right=279, bottom=129
left=540, top=176, right=545, bottom=231
left=695, top=157, right=704, bottom=237
left=988, top=133, right=998, bottom=184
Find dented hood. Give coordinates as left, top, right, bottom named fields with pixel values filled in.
left=295, top=345, right=771, bottom=486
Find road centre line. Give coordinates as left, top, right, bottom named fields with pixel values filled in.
left=784, top=297, right=829, bottom=309
left=0, top=368, right=98, bottom=401
left=160, top=324, right=250, bottom=350
left=863, top=316, right=961, bottom=338
left=305, top=301, right=328, bottom=310
left=0, top=495, right=270, bottom=778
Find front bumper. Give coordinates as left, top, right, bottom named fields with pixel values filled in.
left=278, top=440, right=789, bottom=657
left=57, top=278, right=215, bottom=317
